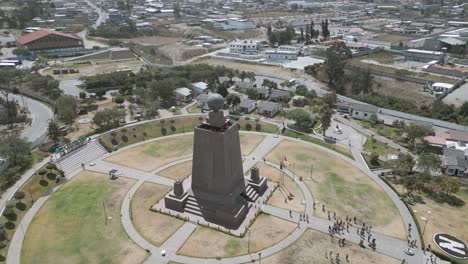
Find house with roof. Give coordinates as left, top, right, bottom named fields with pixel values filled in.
left=16, top=29, right=83, bottom=55
left=257, top=101, right=282, bottom=117
left=350, top=103, right=379, bottom=121
left=174, top=87, right=192, bottom=102
left=442, top=148, right=467, bottom=177
left=196, top=93, right=211, bottom=111
left=236, top=99, right=257, bottom=114
left=235, top=81, right=256, bottom=91
left=192, top=82, right=208, bottom=95
left=256, top=87, right=270, bottom=99
left=270, top=89, right=291, bottom=102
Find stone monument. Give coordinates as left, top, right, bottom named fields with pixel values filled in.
left=160, top=93, right=270, bottom=230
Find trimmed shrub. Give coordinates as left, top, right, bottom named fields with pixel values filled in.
left=245, top=123, right=252, bottom=131
left=37, top=169, right=47, bottom=175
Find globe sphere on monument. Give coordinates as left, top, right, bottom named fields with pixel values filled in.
left=207, top=93, right=224, bottom=111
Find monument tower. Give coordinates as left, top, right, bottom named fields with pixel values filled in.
left=159, top=93, right=269, bottom=230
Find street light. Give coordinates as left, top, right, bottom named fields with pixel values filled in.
left=248, top=228, right=251, bottom=255
left=258, top=252, right=262, bottom=264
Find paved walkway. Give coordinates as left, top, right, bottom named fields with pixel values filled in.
left=6, top=130, right=445, bottom=264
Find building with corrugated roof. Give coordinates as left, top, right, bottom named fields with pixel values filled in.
left=16, top=29, right=83, bottom=55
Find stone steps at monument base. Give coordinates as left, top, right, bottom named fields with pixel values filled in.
left=242, top=185, right=259, bottom=202
left=184, top=196, right=203, bottom=216
left=55, top=141, right=108, bottom=175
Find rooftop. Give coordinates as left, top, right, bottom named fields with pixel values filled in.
left=17, top=29, right=81, bottom=45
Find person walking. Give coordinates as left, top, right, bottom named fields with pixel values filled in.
left=346, top=254, right=349, bottom=263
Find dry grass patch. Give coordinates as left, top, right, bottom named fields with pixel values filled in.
left=178, top=214, right=296, bottom=258
left=158, top=160, right=192, bottom=181
left=251, top=163, right=305, bottom=213
left=131, top=182, right=185, bottom=246
left=239, top=133, right=265, bottom=156
left=105, top=135, right=194, bottom=172
left=21, top=171, right=148, bottom=264
left=266, top=140, right=406, bottom=239
left=258, top=229, right=400, bottom=264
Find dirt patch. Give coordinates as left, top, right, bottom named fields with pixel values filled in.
left=252, top=162, right=305, bottom=213
left=22, top=171, right=148, bottom=264
left=105, top=135, right=194, bottom=172
left=266, top=140, right=406, bottom=239
left=178, top=214, right=296, bottom=258
left=158, top=160, right=192, bottom=181
left=131, top=182, right=185, bottom=246
left=372, top=76, right=433, bottom=107
left=259, top=229, right=400, bottom=264
left=239, top=133, right=265, bottom=156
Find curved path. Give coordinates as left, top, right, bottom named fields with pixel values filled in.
left=7, top=130, right=440, bottom=264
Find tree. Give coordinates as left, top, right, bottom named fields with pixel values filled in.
left=12, top=47, right=31, bottom=56
left=418, top=153, right=441, bottom=173
left=285, top=108, right=311, bottom=129
left=295, top=85, right=308, bottom=96
left=404, top=124, right=432, bottom=148
left=217, top=84, right=229, bottom=98
left=369, top=113, right=378, bottom=124
left=239, top=71, right=248, bottom=82
left=55, top=95, right=78, bottom=126
left=47, top=119, right=61, bottom=146
left=79, top=92, right=86, bottom=99
left=394, top=153, right=415, bottom=176
left=117, top=0, right=126, bottom=10
left=320, top=104, right=332, bottom=136
left=14, top=191, right=25, bottom=203
left=173, top=3, right=181, bottom=18
left=322, top=92, right=337, bottom=107
left=246, top=88, right=258, bottom=100
left=115, top=96, right=125, bottom=106
left=93, top=107, right=126, bottom=130
left=370, top=152, right=379, bottom=166
left=440, top=176, right=460, bottom=196
left=351, top=70, right=373, bottom=95
left=0, top=134, right=30, bottom=166
left=309, top=21, right=315, bottom=39
left=300, top=28, right=304, bottom=42
left=225, top=93, right=241, bottom=110
left=324, top=42, right=352, bottom=94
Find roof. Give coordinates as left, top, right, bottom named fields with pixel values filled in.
left=442, top=130, right=468, bottom=143
left=406, top=49, right=443, bottom=55
left=443, top=148, right=467, bottom=168
left=192, top=82, right=207, bottom=90
left=350, top=103, right=379, bottom=113
left=17, top=29, right=81, bottom=45
left=175, top=87, right=192, bottom=96
left=196, top=93, right=210, bottom=103
left=439, top=37, right=466, bottom=46
left=431, top=82, right=453, bottom=89
left=424, top=136, right=446, bottom=146
left=257, top=101, right=280, bottom=111
left=239, top=99, right=256, bottom=108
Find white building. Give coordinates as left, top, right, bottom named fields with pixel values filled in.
left=350, top=103, right=379, bottom=121
left=265, top=49, right=298, bottom=60
left=174, top=87, right=192, bottom=102
left=431, top=82, right=454, bottom=93
left=192, top=82, right=208, bottom=95
left=228, top=40, right=261, bottom=55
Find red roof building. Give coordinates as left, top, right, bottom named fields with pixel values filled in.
left=16, top=29, right=83, bottom=54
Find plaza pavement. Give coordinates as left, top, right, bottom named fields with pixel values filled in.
left=6, top=128, right=446, bottom=264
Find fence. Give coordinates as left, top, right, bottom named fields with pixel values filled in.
left=379, top=108, right=468, bottom=132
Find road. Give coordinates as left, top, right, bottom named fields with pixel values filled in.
left=9, top=94, right=54, bottom=148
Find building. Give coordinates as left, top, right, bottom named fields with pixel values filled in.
left=192, top=82, right=208, bottom=95
left=235, top=81, right=256, bottom=90
left=350, top=103, right=379, bottom=120
left=443, top=148, right=467, bottom=177
left=236, top=99, right=257, bottom=114
left=228, top=40, right=261, bottom=55
left=431, top=82, right=454, bottom=94
left=174, top=87, right=192, bottom=102
left=264, top=49, right=298, bottom=60
left=16, top=29, right=83, bottom=55
left=257, top=101, right=282, bottom=117
left=270, top=89, right=291, bottom=102
left=404, top=49, right=444, bottom=63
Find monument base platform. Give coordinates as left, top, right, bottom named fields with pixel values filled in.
left=152, top=176, right=276, bottom=236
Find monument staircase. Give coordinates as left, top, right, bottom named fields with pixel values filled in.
left=241, top=185, right=260, bottom=202
left=184, top=196, right=203, bottom=216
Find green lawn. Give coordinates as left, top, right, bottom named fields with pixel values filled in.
left=21, top=171, right=148, bottom=264
left=317, top=172, right=398, bottom=227
left=100, top=115, right=278, bottom=151
left=352, top=119, right=400, bottom=140
left=363, top=136, right=399, bottom=157
left=283, top=130, right=354, bottom=160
